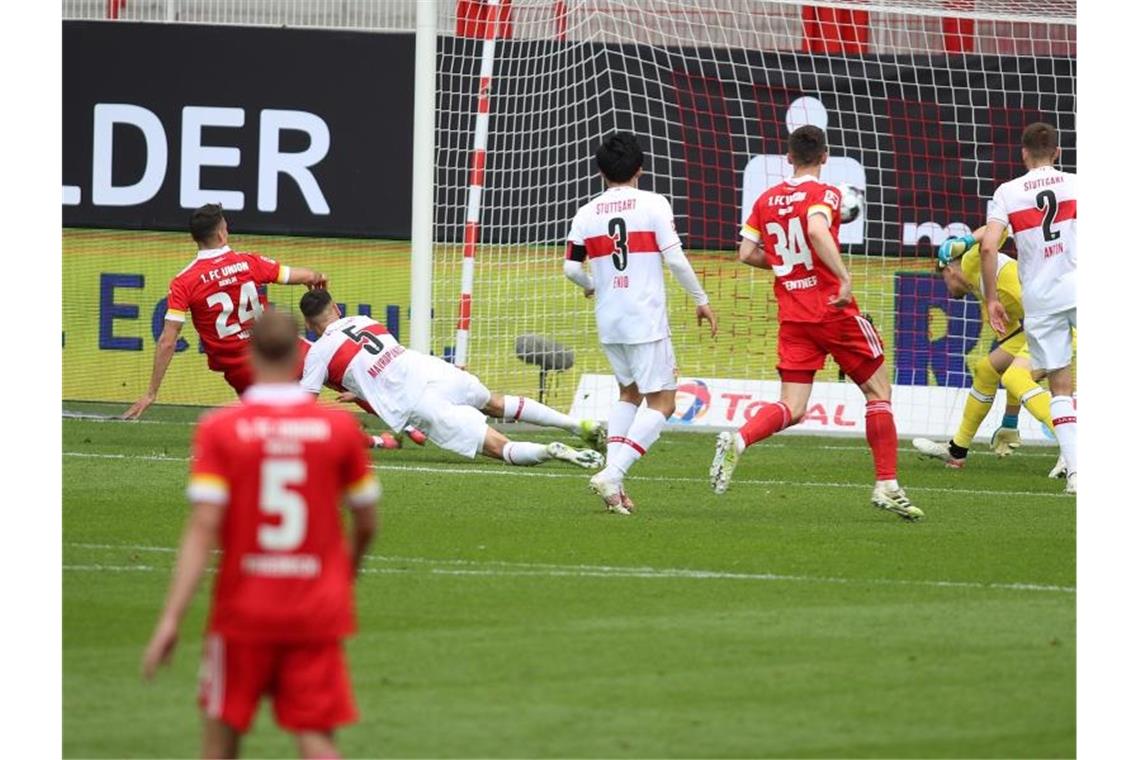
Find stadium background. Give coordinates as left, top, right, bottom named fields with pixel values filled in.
left=62, top=1, right=1076, bottom=420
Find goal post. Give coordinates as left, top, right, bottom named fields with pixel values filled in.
left=428, top=0, right=1076, bottom=441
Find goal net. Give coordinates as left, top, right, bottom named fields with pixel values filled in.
left=431, top=0, right=1076, bottom=440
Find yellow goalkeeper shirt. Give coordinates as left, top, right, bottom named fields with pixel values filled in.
left=959, top=230, right=1022, bottom=326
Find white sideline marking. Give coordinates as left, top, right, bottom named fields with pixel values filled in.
left=61, top=451, right=1073, bottom=500
left=64, top=542, right=1074, bottom=594
left=61, top=415, right=1059, bottom=458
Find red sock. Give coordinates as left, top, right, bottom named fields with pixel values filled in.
left=739, top=401, right=792, bottom=448
left=865, top=400, right=898, bottom=480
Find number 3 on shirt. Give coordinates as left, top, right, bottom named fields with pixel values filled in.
left=609, top=217, right=629, bottom=271
left=765, top=217, right=814, bottom=277
left=259, top=459, right=307, bottom=551
left=206, top=281, right=263, bottom=338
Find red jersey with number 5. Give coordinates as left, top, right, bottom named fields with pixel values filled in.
left=187, top=384, right=380, bottom=642
left=166, top=246, right=290, bottom=372
left=741, top=176, right=859, bottom=323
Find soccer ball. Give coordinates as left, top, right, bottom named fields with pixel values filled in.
left=837, top=183, right=865, bottom=224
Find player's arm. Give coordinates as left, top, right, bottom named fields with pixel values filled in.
left=656, top=198, right=717, bottom=336
left=738, top=203, right=771, bottom=270
left=979, top=219, right=1011, bottom=335
left=343, top=428, right=381, bottom=576
left=563, top=213, right=595, bottom=297
left=282, top=266, right=328, bottom=289
left=122, top=308, right=185, bottom=420
left=806, top=212, right=853, bottom=308
left=142, top=499, right=223, bottom=680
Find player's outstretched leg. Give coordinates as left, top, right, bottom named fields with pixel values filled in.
left=487, top=393, right=606, bottom=452
left=860, top=367, right=924, bottom=521
left=913, top=353, right=1004, bottom=468
left=710, top=381, right=812, bottom=495
left=482, top=428, right=602, bottom=469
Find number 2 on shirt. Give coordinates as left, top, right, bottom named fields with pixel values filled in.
left=765, top=217, right=814, bottom=277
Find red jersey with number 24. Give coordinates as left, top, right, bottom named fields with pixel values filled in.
left=188, top=384, right=380, bottom=642
left=165, top=246, right=290, bottom=372
left=741, top=176, right=859, bottom=323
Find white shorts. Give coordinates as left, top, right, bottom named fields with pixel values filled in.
left=602, top=338, right=678, bottom=393
left=1025, top=307, right=1076, bottom=372
left=405, top=355, right=492, bottom=459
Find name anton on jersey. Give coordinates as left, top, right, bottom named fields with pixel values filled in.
left=199, top=260, right=251, bottom=284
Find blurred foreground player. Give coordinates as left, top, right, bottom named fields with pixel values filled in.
left=980, top=122, right=1077, bottom=494
left=708, top=125, right=923, bottom=521
left=563, top=132, right=718, bottom=514
left=142, top=310, right=380, bottom=759
left=123, top=203, right=328, bottom=419
left=300, top=289, right=605, bottom=468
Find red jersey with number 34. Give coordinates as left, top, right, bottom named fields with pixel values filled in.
left=166, top=246, right=290, bottom=372
left=188, top=385, right=380, bottom=642
left=741, top=176, right=860, bottom=323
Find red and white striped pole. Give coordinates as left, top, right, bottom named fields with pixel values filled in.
left=453, top=0, right=503, bottom=369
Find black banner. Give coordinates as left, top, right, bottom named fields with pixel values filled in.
left=62, top=22, right=414, bottom=238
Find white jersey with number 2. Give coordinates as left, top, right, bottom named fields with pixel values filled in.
left=567, top=186, right=682, bottom=344
left=987, top=166, right=1076, bottom=317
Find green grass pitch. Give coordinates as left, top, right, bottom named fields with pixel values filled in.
left=63, top=404, right=1074, bottom=758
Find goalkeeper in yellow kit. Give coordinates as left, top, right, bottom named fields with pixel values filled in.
left=912, top=225, right=1068, bottom=475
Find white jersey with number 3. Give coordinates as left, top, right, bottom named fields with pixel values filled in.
left=988, top=166, right=1077, bottom=316
left=567, top=186, right=682, bottom=344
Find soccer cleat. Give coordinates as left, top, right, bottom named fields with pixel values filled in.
left=1049, top=454, right=1068, bottom=480
left=370, top=433, right=402, bottom=450
left=547, top=441, right=604, bottom=470
left=404, top=426, right=428, bottom=446
left=619, top=488, right=636, bottom=514
left=989, top=427, right=1022, bottom=458
left=578, top=419, right=608, bottom=453
left=912, top=438, right=965, bottom=469
left=1065, top=472, right=1077, bottom=495
left=710, top=431, right=739, bottom=495
left=589, top=471, right=630, bottom=515
left=870, top=484, right=925, bottom=521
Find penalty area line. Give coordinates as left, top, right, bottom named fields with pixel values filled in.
left=62, top=451, right=1074, bottom=500
left=64, top=542, right=1074, bottom=594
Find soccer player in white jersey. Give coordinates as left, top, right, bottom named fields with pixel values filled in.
left=980, top=122, right=1077, bottom=494
left=563, top=133, right=718, bottom=514
left=298, top=289, right=605, bottom=469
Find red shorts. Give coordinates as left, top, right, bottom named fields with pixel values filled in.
left=777, top=314, right=885, bottom=385
left=219, top=338, right=312, bottom=397
left=198, top=634, right=357, bottom=733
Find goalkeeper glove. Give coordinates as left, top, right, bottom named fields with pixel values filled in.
left=990, top=426, right=1022, bottom=458
left=937, top=234, right=976, bottom=267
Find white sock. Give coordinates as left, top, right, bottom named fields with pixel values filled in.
left=605, top=401, right=639, bottom=467
left=1050, top=396, right=1077, bottom=475
left=502, top=395, right=577, bottom=433
left=604, top=408, right=667, bottom=479
left=876, top=479, right=900, bottom=491
left=501, top=441, right=550, bottom=466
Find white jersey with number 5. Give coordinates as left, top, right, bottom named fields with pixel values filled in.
left=567, top=186, right=682, bottom=344
left=987, top=166, right=1076, bottom=316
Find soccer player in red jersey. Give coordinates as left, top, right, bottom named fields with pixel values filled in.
left=142, top=310, right=380, bottom=759
left=122, top=203, right=329, bottom=420
left=708, top=125, right=923, bottom=521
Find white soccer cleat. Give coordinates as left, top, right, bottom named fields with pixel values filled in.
left=1065, top=472, right=1077, bottom=495
left=578, top=419, right=607, bottom=453
left=589, top=472, right=630, bottom=515
left=709, top=431, right=739, bottom=495
left=546, top=441, right=604, bottom=470
left=1049, top=454, right=1068, bottom=480
left=912, top=438, right=965, bottom=469
left=870, top=483, right=925, bottom=521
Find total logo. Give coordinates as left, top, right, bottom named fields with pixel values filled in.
left=671, top=379, right=712, bottom=424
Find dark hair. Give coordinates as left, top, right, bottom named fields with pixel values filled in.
left=595, top=132, right=644, bottom=183
left=788, top=125, right=827, bottom=167
left=189, top=203, right=225, bottom=245
left=249, top=309, right=299, bottom=364
left=299, top=288, right=334, bottom=320
left=1022, top=122, right=1058, bottom=160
